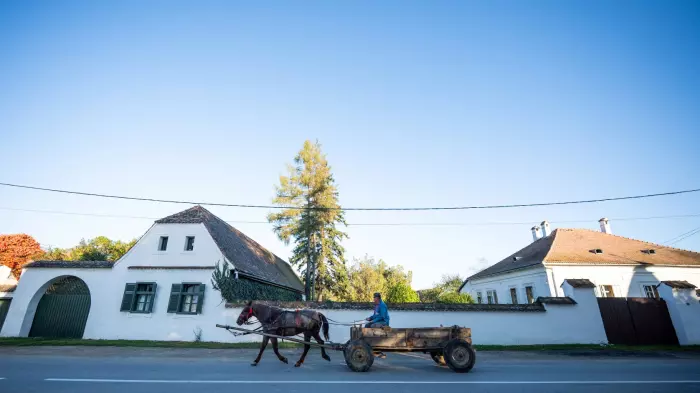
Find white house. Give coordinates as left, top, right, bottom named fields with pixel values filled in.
left=0, top=265, right=18, bottom=331
left=460, top=218, right=700, bottom=304
left=0, top=205, right=303, bottom=341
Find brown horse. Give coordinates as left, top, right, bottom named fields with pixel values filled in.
left=236, top=301, right=331, bottom=367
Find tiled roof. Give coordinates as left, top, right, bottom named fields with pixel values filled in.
left=24, top=261, right=114, bottom=268
left=561, top=279, right=596, bottom=288
left=155, top=206, right=303, bottom=292
left=544, top=229, right=700, bottom=266
left=226, top=300, right=546, bottom=312
left=466, top=228, right=700, bottom=283
left=661, top=281, right=697, bottom=289
left=536, top=296, right=577, bottom=305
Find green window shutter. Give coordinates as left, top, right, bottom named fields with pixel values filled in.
left=147, top=283, right=158, bottom=313
left=120, top=283, right=136, bottom=312
left=196, top=284, right=205, bottom=314
left=167, top=284, right=182, bottom=313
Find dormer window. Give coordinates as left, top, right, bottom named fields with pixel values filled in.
left=158, top=236, right=169, bottom=251
left=589, top=248, right=603, bottom=254
left=642, top=249, right=656, bottom=254
left=185, top=236, right=195, bottom=251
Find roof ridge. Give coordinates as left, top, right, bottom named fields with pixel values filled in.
left=555, top=227, right=700, bottom=256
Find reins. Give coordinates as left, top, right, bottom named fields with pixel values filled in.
left=324, top=317, right=366, bottom=326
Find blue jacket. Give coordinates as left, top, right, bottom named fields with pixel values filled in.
left=369, top=300, right=390, bottom=325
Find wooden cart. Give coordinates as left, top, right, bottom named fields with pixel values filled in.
left=216, top=324, right=476, bottom=373
left=343, top=325, right=476, bottom=373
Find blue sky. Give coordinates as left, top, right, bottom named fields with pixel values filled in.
left=1, top=1, right=699, bottom=289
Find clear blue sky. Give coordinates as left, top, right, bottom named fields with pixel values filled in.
left=1, top=0, right=699, bottom=289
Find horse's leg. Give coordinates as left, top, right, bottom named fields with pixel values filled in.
left=271, top=337, right=288, bottom=364
left=312, top=330, right=331, bottom=362
left=251, top=336, right=269, bottom=366
left=295, top=332, right=311, bottom=367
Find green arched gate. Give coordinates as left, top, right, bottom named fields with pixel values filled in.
left=29, top=276, right=91, bottom=338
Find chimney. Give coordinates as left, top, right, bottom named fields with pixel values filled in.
left=541, top=220, right=551, bottom=237
left=531, top=225, right=541, bottom=242
left=599, top=217, right=611, bottom=234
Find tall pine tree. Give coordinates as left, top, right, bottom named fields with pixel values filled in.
left=268, top=140, right=348, bottom=301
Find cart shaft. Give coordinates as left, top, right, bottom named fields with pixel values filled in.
left=215, top=324, right=345, bottom=351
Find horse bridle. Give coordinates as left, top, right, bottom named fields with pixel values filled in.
left=241, top=306, right=257, bottom=325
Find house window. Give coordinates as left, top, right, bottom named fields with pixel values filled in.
left=167, top=283, right=205, bottom=314
left=643, top=285, right=659, bottom=299
left=158, top=236, right=169, bottom=251
left=476, top=292, right=483, bottom=304
left=525, top=286, right=535, bottom=304
left=185, top=236, right=195, bottom=251
left=599, top=285, right=615, bottom=298
left=486, top=290, right=498, bottom=304
left=120, top=282, right=157, bottom=313
left=510, top=288, right=518, bottom=304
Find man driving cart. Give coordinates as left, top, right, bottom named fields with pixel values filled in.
left=365, top=292, right=390, bottom=358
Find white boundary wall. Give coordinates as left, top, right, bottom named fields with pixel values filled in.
left=1, top=263, right=609, bottom=345
left=658, top=284, right=700, bottom=345
left=224, top=300, right=608, bottom=346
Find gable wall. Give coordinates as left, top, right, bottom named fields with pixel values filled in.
left=115, top=223, right=226, bottom=269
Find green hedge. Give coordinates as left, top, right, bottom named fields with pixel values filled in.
left=212, top=264, right=302, bottom=302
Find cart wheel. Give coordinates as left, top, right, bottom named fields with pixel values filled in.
left=443, top=339, right=476, bottom=373
left=430, top=351, right=446, bottom=366
left=344, top=340, right=374, bottom=372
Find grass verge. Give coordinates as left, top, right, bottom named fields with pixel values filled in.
left=0, top=338, right=698, bottom=352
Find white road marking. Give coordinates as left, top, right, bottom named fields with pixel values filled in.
left=44, top=379, right=700, bottom=384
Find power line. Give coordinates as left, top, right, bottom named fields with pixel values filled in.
left=662, top=226, right=700, bottom=244
left=1, top=181, right=699, bottom=211
left=665, top=226, right=700, bottom=246
left=2, top=206, right=700, bottom=227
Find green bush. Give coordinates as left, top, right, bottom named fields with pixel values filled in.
left=436, top=291, right=474, bottom=304
left=386, top=282, right=420, bottom=303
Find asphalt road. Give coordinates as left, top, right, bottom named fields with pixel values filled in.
left=1, top=346, right=699, bottom=393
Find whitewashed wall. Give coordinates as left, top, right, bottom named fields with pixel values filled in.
left=461, top=266, right=550, bottom=304
left=3, top=260, right=610, bottom=345
left=548, top=265, right=700, bottom=298
left=462, top=263, right=700, bottom=302
left=225, top=300, right=607, bottom=346
left=0, top=267, right=242, bottom=342
left=658, top=284, right=700, bottom=345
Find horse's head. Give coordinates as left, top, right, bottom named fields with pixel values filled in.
left=236, top=300, right=254, bottom=326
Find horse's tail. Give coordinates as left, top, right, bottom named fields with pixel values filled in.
left=319, top=313, right=330, bottom=341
